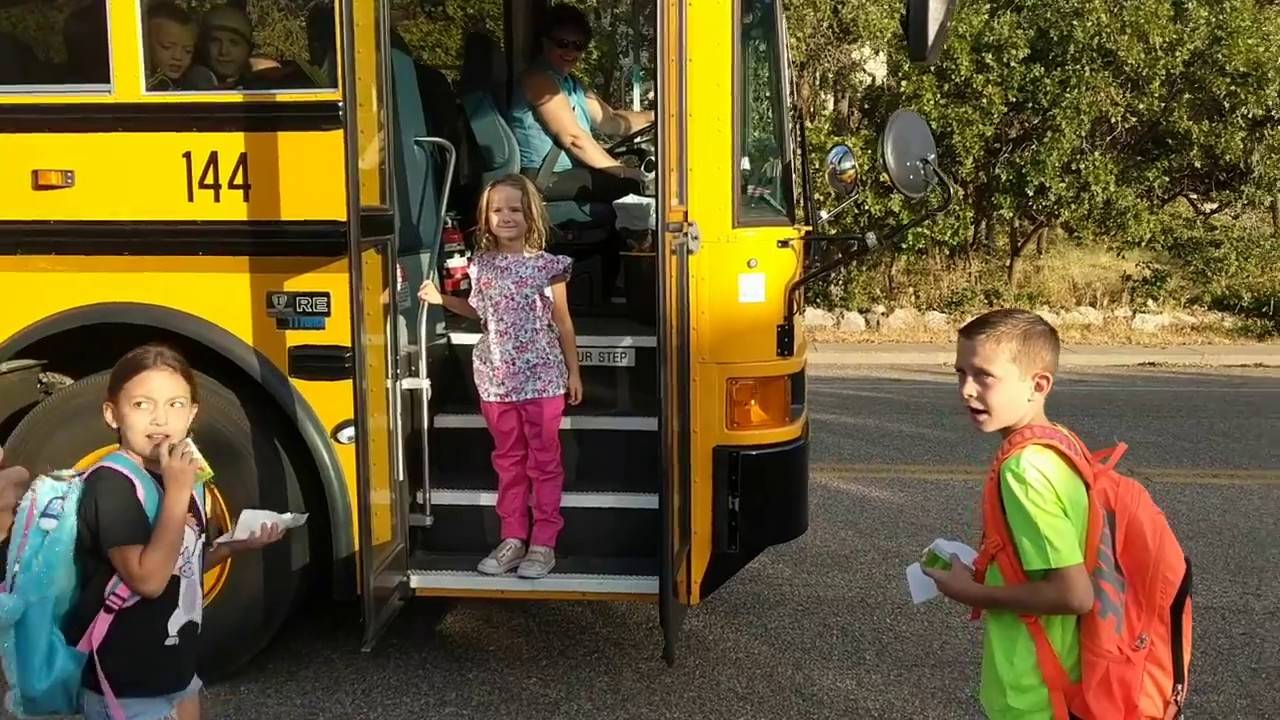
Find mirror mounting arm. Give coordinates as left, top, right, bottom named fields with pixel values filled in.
left=776, top=158, right=958, bottom=357
left=816, top=192, right=861, bottom=228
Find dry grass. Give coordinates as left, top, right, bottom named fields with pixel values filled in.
left=815, top=239, right=1278, bottom=344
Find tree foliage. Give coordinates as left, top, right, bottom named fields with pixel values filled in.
left=786, top=0, right=1280, bottom=324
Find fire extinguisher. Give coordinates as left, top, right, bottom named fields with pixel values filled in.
left=439, top=213, right=472, bottom=295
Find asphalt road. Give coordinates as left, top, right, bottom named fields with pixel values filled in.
left=204, top=366, right=1280, bottom=720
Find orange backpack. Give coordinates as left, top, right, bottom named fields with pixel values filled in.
left=971, top=425, right=1193, bottom=720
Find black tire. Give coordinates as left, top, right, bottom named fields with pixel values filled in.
left=4, top=370, right=311, bottom=681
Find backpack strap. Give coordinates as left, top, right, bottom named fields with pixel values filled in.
left=75, top=451, right=168, bottom=720
left=970, top=424, right=1098, bottom=720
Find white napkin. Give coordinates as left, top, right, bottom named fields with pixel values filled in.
left=213, top=509, right=308, bottom=546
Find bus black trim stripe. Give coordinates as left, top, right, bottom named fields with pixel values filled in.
left=0, top=101, right=342, bottom=133
left=0, top=214, right=394, bottom=255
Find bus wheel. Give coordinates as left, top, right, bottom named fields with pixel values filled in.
left=4, top=369, right=310, bottom=680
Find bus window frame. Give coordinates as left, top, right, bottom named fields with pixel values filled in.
left=136, top=1, right=340, bottom=98
left=730, top=0, right=796, bottom=228
left=0, top=0, right=114, bottom=96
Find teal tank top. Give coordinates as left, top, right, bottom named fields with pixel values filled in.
left=508, top=60, right=594, bottom=172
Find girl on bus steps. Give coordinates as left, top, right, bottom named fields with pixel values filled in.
left=65, top=344, right=287, bottom=720
left=419, top=174, right=583, bottom=580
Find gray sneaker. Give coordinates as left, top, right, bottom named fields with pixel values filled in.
left=516, top=545, right=555, bottom=579
left=477, top=538, right=526, bottom=575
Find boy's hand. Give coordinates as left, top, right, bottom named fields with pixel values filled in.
left=218, top=522, right=286, bottom=553
left=923, top=554, right=980, bottom=606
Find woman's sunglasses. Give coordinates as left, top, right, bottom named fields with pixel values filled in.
left=549, top=37, right=588, bottom=52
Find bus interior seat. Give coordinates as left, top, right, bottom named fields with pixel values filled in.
left=390, top=39, right=445, bottom=341
left=413, top=62, right=475, bottom=216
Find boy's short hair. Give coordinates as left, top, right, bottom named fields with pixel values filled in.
left=958, top=308, right=1060, bottom=375
left=147, top=1, right=196, bottom=28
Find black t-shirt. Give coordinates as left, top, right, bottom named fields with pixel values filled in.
left=63, top=467, right=206, bottom=697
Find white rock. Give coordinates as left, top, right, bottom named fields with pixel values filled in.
left=837, top=310, right=868, bottom=332
left=863, top=311, right=883, bottom=332
left=1073, top=306, right=1104, bottom=326
left=1036, top=310, right=1061, bottom=327
left=1173, top=312, right=1201, bottom=327
left=1111, top=307, right=1134, bottom=319
left=924, top=311, right=950, bottom=330
left=802, top=307, right=836, bottom=329
left=1132, top=312, right=1174, bottom=333
left=871, top=303, right=889, bottom=315
left=883, top=307, right=921, bottom=332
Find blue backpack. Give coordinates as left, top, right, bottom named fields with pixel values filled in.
left=0, top=451, right=199, bottom=719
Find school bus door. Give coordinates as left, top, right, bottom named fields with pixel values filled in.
left=658, top=0, right=694, bottom=666
left=343, top=0, right=412, bottom=650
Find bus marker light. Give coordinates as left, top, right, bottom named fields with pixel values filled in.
left=32, top=169, right=75, bottom=190
left=726, top=377, right=791, bottom=430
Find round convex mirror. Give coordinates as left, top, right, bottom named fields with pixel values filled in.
left=824, top=144, right=859, bottom=198
left=880, top=109, right=939, bottom=200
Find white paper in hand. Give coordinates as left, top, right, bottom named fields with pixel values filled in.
left=905, top=538, right=978, bottom=604
left=213, top=509, right=308, bottom=546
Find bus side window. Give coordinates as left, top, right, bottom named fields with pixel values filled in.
left=142, top=1, right=338, bottom=93
left=0, top=0, right=110, bottom=90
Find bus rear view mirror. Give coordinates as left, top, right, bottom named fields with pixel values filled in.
left=824, top=145, right=859, bottom=198
left=903, top=0, right=958, bottom=65
left=815, top=144, right=862, bottom=227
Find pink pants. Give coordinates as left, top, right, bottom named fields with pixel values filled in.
left=479, top=395, right=566, bottom=548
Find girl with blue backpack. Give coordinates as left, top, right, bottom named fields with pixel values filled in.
left=1, top=344, right=286, bottom=720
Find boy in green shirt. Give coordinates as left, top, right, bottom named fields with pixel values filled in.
left=924, top=309, right=1095, bottom=719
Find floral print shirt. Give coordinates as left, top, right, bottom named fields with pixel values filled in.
left=469, top=250, right=575, bottom=402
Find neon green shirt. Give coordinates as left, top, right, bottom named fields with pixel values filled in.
left=980, top=444, right=1089, bottom=719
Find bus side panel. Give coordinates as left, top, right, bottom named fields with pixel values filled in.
left=2, top=131, right=345, bottom=222
left=0, top=254, right=362, bottom=555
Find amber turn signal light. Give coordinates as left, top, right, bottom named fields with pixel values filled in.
left=726, top=377, right=792, bottom=430
left=32, top=169, right=75, bottom=190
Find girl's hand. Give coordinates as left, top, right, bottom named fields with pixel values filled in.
left=418, top=280, right=443, bottom=305
left=566, top=371, right=583, bottom=406
left=219, top=522, right=286, bottom=553
left=157, top=439, right=199, bottom=496
left=0, top=447, right=32, bottom=542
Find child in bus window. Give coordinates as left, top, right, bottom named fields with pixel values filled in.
left=199, top=4, right=254, bottom=88
left=64, top=345, right=287, bottom=720
left=144, top=2, right=215, bottom=91
left=418, top=174, right=583, bottom=579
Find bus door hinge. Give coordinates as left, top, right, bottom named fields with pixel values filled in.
left=666, top=220, right=700, bottom=254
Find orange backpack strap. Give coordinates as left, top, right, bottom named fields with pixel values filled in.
left=971, top=425, right=1097, bottom=720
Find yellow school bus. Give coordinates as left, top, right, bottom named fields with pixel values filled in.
left=0, top=0, right=954, bottom=675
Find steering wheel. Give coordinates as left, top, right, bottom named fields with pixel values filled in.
left=607, top=121, right=656, bottom=154
left=606, top=122, right=657, bottom=180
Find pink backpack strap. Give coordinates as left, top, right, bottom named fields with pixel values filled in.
left=76, top=456, right=157, bottom=720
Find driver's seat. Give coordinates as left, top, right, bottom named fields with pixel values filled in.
left=457, top=32, right=615, bottom=238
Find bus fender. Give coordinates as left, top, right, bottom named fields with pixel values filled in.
left=0, top=302, right=355, bottom=566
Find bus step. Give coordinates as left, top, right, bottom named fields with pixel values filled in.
left=409, top=552, right=658, bottom=596
left=410, top=504, right=659, bottom=558
left=419, top=424, right=661, bottom=494
left=427, top=317, right=658, bottom=417
left=411, top=490, right=657, bottom=522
